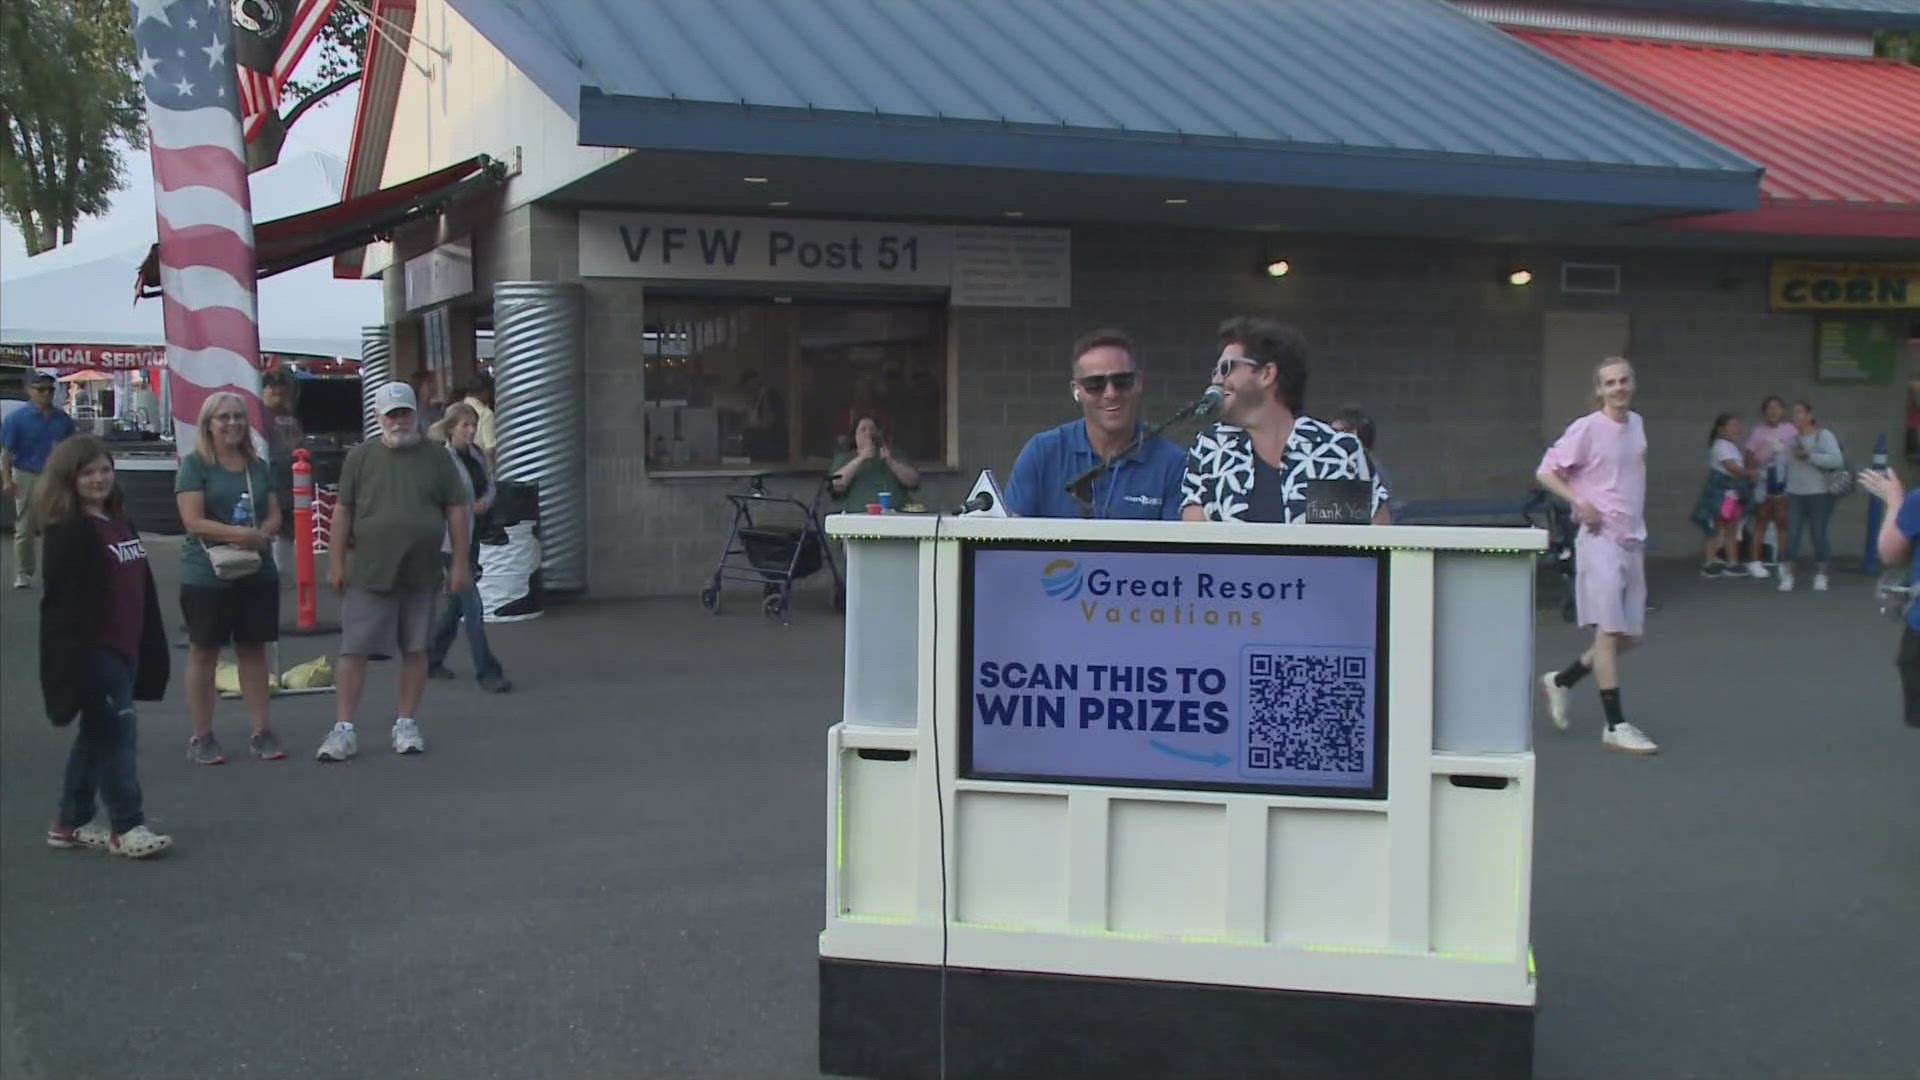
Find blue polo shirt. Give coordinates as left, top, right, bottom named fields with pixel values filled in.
left=1004, top=420, right=1185, bottom=520
left=0, top=404, right=76, bottom=474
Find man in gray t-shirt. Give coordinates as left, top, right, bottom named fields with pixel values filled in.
left=316, top=381, right=469, bottom=762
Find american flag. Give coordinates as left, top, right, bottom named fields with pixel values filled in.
left=234, top=0, right=341, bottom=143
left=129, top=0, right=264, bottom=449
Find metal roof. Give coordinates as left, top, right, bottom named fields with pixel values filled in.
left=1564, top=0, right=1920, bottom=29
left=449, top=0, right=1760, bottom=211
left=1515, top=28, right=1920, bottom=235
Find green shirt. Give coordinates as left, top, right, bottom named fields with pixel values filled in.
left=175, top=453, right=277, bottom=587
left=336, top=437, right=465, bottom=594
left=830, top=451, right=915, bottom=512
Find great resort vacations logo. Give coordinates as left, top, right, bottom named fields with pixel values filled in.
left=1035, top=557, right=1319, bottom=628
left=1040, top=558, right=1084, bottom=601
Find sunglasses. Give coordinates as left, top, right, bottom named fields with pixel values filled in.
left=1075, top=371, right=1138, bottom=395
left=1215, top=354, right=1260, bottom=380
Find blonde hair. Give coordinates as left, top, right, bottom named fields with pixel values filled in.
left=193, top=391, right=258, bottom=464
left=1592, top=357, right=1633, bottom=406
left=428, top=401, right=480, bottom=444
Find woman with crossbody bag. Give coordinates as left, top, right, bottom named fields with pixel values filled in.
left=174, top=392, right=286, bottom=765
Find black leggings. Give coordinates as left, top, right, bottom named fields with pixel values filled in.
left=1900, top=626, right=1920, bottom=729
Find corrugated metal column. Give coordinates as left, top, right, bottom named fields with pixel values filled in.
left=359, top=325, right=391, bottom=440
left=492, top=282, right=586, bottom=592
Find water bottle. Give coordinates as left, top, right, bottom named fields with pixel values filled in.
left=233, top=491, right=253, bottom=527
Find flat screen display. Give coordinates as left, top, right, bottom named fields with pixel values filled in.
left=961, top=542, right=1388, bottom=798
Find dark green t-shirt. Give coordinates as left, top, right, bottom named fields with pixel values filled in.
left=336, top=437, right=465, bottom=594
left=175, top=453, right=276, bottom=587
left=830, top=451, right=916, bottom=512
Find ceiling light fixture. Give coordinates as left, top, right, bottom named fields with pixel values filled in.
left=1265, top=259, right=1291, bottom=279
left=1164, top=197, right=1189, bottom=206
left=743, top=176, right=769, bottom=183
left=1507, top=268, right=1534, bottom=287
left=1002, top=210, right=1025, bottom=218
left=769, top=200, right=790, bottom=208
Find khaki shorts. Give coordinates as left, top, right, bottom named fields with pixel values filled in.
left=340, top=587, right=438, bottom=659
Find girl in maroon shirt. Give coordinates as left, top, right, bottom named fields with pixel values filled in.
left=36, top=436, right=173, bottom=859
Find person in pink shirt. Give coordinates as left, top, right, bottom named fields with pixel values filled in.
left=1535, top=358, right=1658, bottom=755
left=1742, top=395, right=1795, bottom=578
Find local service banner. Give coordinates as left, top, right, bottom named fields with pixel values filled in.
left=965, top=545, right=1386, bottom=797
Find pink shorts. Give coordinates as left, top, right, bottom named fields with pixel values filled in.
left=1574, top=533, right=1646, bottom=638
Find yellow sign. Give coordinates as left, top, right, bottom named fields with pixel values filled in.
left=1770, top=261, right=1919, bottom=311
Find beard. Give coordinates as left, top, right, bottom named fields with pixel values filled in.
left=382, top=427, right=423, bottom=449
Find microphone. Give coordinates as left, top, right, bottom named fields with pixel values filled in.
left=1062, top=386, right=1224, bottom=517
left=1182, top=385, right=1225, bottom=419
left=956, top=489, right=995, bottom=515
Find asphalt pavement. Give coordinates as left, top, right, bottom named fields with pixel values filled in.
left=2, top=537, right=1916, bottom=1080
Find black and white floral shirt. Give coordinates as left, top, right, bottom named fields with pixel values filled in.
left=1181, top=416, right=1388, bottom=523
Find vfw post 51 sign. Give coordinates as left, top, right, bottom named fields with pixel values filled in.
left=581, top=211, right=950, bottom=288
left=578, top=212, right=1071, bottom=307
left=963, top=545, right=1388, bottom=798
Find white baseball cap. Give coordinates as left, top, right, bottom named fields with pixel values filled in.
left=373, top=381, right=418, bottom=415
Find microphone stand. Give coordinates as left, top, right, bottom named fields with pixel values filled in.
left=1065, top=394, right=1216, bottom=519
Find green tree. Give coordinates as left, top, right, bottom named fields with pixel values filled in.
left=1875, top=30, right=1919, bottom=65
left=0, top=0, right=145, bottom=255
left=247, top=3, right=368, bottom=171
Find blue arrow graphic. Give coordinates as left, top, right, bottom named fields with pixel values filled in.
left=1150, top=740, right=1231, bottom=767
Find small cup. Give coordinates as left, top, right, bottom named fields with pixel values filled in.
left=877, top=491, right=894, bottom=512
left=866, top=503, right=884, bottom=515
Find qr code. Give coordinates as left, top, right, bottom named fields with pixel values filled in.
left=1245, top=652, right=1371, bottom=773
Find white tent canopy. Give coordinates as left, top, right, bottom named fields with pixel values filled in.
left=0, top=151, right=383, bottom=359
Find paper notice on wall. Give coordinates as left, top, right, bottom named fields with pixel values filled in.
left=951, top=227, right=1071, bottom=308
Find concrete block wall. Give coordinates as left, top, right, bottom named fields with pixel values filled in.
left=520, top=207, right=1902, bottom=598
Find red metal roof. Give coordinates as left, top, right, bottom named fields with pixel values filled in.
left=1512, top=29, right=1920, bottom=238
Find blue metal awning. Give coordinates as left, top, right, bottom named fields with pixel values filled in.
left=449, top=0, right=1761, bottom=212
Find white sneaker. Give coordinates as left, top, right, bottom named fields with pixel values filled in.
left=1777, top=570, right=1795, bottom=592
left=1812, top=572, right=1829, bottom=592
left=316, top=724, right=358, bottom=762
left=1747, top=562, right=1768, bottom=579
left=391, top=718, right=425, bottom=755
left=1602, top=722, right=1658, bottom=755
left=1539, top=672, right=1571, bottom=732
left=11, top=573, right=30, bottom=589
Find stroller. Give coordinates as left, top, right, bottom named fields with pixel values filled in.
left=1522, top=487, right=1579, bottom=623
left=699, top=474, right=845, bottom=623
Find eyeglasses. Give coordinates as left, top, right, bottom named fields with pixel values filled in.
left=1075, top=371, right=1138, bottom=395
left=1215, top=354, right=1260, bottom=380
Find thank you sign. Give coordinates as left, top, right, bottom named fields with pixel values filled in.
left=965, top=545, right=1386, bottom=797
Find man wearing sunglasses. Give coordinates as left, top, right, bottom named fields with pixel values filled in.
left=1180, top=318, right=1387, bottom=525
left=1003, top=329, right=1186, bottom=519
left=2, top=372, right=78, bottom=588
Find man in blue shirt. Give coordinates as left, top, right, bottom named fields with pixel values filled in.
left=1, top=372, right=77, bottom=588
left=1003, top=329, right=1185, bottom=519
left=1861, top=467, right=1920, bottom=727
